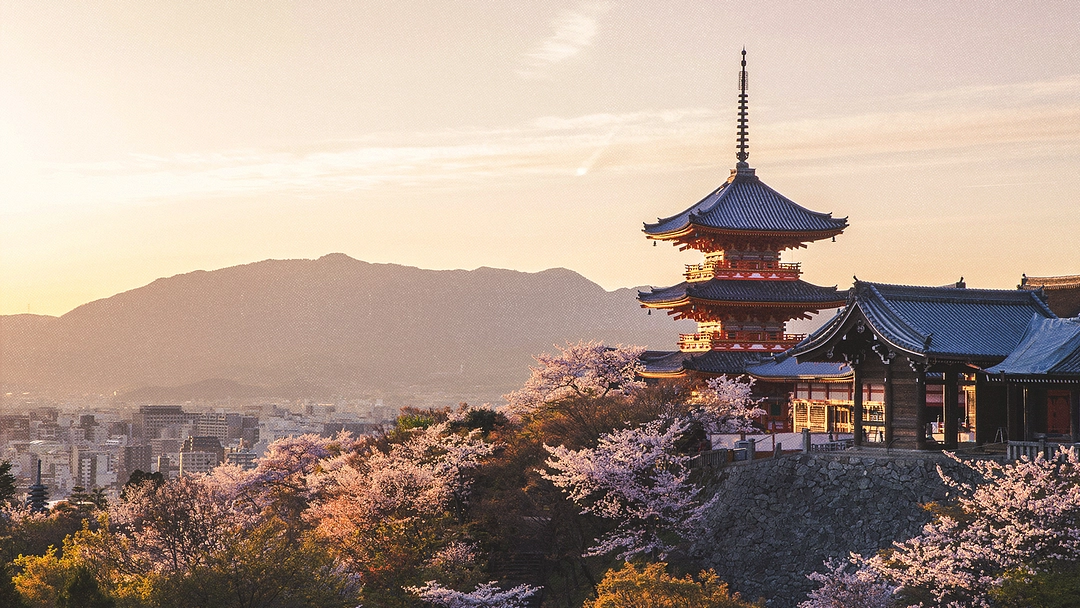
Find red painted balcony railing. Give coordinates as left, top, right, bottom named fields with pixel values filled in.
left=677, top=332, right=806, bottom=352
left=684, top=260, right=801, bottom=282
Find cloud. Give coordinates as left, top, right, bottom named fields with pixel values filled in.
left=3, top=77, right=1078, bottom=215
left=518, top=2, right=610, bottom=78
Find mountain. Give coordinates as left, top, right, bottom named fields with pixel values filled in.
left=0, top=254, right=691, bottom=404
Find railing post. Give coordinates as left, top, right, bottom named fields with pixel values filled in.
left=1039, top=438, right=1048, bottom=460
left=774, top=442, right=782, bottom=457
left=802, top=428, right=811, bottom=454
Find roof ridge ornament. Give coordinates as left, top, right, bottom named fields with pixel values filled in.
left=736, top=48, right=750, bottom=165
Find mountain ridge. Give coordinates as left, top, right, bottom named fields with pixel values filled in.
left=1, top=254, right=689, bottom=403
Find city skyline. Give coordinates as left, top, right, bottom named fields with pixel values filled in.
left=3, top=1, right=1079, bottom=316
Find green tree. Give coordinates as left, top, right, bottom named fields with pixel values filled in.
left=0, top=460, right=17, bottom=503
left=991, top=561, right=1080, bottom=608
left=0, top=563, right=29, bottom=608
left=56, top=567, right=114, bottom=608
left=588, top=562, right=762, bottom=608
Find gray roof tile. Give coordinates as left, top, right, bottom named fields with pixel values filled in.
left=790, top=281, right=1057, bottom=361
left=639, top=279, right=847, bottom=306
left=644, top=169, right=848, bottom=236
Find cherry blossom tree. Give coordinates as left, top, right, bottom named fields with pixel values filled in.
left=875, top=449, right=1080, bottom=607
left=802, top=449, right=1080, bottom=607
left=406, top=580, right=540, bottom=608
left=541, top=416, right=712, bottom=560
left=690, top=375, right=765, bottom=434
left=798, top=558, right=895, bottom=608
left=504, top=341, right=645, bottom=417
left=306, top=422, right=497, bottom=603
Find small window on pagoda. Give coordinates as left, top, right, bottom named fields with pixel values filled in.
left=810, top=384, right=828, bottom=401
left=926, top=385, right=944, bottom=406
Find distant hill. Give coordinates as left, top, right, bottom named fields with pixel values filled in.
left=0, top=254, right=691, bottom=404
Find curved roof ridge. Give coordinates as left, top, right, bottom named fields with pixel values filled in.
left=643, top=169, right=848, bottom=236
left=646, top=183, right=728, bottom=229
left=865, top=280, right=1057, bottom=317
left=860, top=282, right=932, bottom=350
left=747, top=176, right=846, bottom=223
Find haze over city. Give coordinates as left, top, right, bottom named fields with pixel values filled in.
left=3, top=0, right=1079, bottom=317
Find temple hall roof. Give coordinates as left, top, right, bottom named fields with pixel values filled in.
left=639, top=278, right=847, bottom=307
left=790, top=281, right=1058, bottom=363
left=643, top=165, right=848, bottom=238
left=1021, top=274, right=1080, bottom=318
left=745, top=356, right=852, bottom=380
left=986, top=317, right=1080, bottom=377
left=640, top=349, right=851, bottom=380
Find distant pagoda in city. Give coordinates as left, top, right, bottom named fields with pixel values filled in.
left=639, top=50, right=848, bottom=385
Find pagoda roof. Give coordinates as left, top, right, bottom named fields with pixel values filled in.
left=639, top=278, right=847, bottom=307
left=643, top=165, right=848, bottom=239
left=790, top=281, right=1057, bottom=363
left=640, top=349, right=851, bottom=380
left=745, top=356, right=851, bottom=380
left=986, top=317, right=1080, bottom=377
left=640, top=350, right=700, bottom=376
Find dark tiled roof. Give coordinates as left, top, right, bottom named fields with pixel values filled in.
left=639, top=350, right=763, bottom=376
left=644, top=167, right=848, bottom=236
left=790, top=281, right=1057, bottom=361
left=986, top=317, right=1080, bottom=376
left=641, top=348, right=853, bottom=380
left=683, top=351, right=766, bottom=375
left=639, top=279, right=847, bottom=306
left=746, top=356, right=851, bottom=380
left=640, top=350, right=696, bottom=374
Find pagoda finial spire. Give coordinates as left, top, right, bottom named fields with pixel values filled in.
left=736, top=48, right=749, bottom=165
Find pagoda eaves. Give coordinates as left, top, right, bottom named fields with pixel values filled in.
left=644, top=165, right=847, bottom=252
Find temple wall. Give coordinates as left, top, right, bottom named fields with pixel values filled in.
left=692, top=452, right=980, bottom=608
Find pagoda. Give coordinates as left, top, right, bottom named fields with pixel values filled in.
left=638, top=51, right=849, bottom=394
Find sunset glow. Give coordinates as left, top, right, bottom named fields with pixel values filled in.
left=2, top=1, right=1079, bottom=316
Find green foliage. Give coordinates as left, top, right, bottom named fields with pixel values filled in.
left=449, top=406, right=506, bottom=435
left=146, top=518, right=356, bottom=608
left=0, top=563, right=29, bottom=608
left=392, top=406, right=451, bottom=437
left=121, top=471, right=163, bottom=499
left=991, top=561, right=1080, bottom=608
left=588, top=562, right=762, bottom=608
left=57, top=567, right=114, bottom=608
left=0, top=461, right=17, bottom=503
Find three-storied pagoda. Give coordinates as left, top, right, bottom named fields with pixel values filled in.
left=638, top=51, right=850, bottom=427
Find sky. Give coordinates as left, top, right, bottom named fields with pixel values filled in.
left=2, top=1, right=1079, bottom=317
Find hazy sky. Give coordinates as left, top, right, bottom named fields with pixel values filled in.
left=2, top=1, right=1079, bottom=317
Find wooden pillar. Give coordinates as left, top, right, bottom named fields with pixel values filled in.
left=1071, top=388, right=1080, bottom=444
left=915, top=367, right=927, bottom=450
left=1023, top=386, right=1031, bottom=441
left=884, top=363, right=894, bottom=446
left=853, top=365, right=864, bottom=448
left=944, top=369, right=960, bottom=450
left=1005, top=380, right=1013, bottom=443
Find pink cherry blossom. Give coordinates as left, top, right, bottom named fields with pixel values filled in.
left=504, top=340, right=645, bottom=417
left=690, top=374, right=765, bottom=434
left=406, top=580, right=540, bottom=608
left=541, top=416, right=712, bottom=560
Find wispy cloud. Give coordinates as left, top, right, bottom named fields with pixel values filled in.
left=518, top=2, right=610, bottom=78
left=3, top=77, right=1078, bottom=214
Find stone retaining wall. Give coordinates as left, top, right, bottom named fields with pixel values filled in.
left=690, top=452, right=981, bottom=607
